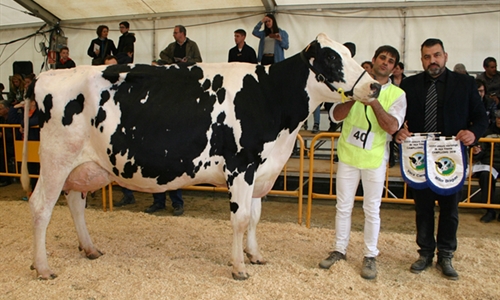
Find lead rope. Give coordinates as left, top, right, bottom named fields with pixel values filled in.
left=363, top=105, right=372, bottom=149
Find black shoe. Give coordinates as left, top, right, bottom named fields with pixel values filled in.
left=144, top=203, right=165, bottom=214
left=115, top=195, right=136, bottom=207
left=480, top=210, right=496, bottom=223
left=0, top=181, right=10, bottom=187
left=311, top=124, right=320, bottom=134
left=436, top=257, right=459, bottom=280
left=410, top=255, right=433, bottom=274
left=173, top=205, right=184, bottom=216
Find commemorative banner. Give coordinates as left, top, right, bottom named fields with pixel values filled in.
left=399, top=134, right=428, bottom=189
left=425, top=136, right=466, bottom=196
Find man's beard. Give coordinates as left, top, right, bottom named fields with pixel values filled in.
left=426, top=64, right=444, bottom=77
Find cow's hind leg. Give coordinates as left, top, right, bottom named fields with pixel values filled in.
left=245, top=197, right=266, bottom=265
left=29, top=177, right=61, bottom=279
left=66, top=190, right=103, bottom=259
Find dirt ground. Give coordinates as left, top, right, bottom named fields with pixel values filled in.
left=1, top=182, right=499, bottom=300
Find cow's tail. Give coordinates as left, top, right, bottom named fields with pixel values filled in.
left=20, top=80, right=36, bottom=193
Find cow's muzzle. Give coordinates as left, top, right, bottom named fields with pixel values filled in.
left=370, top=82, right=382, bottom=99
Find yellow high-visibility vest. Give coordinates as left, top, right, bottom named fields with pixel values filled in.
left=338, top=84, right=404, bottom=169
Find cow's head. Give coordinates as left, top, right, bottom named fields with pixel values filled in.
left=302, top=33, right=380, bottom=103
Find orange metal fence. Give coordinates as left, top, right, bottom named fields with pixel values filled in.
left=305, top=132, right=500, bottom=228
left=0, top=124, right=306, bottom=223
left=2, top=124, right=499, bottom=227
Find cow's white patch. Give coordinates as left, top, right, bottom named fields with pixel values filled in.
left=140, top=91, right=150, bottom=104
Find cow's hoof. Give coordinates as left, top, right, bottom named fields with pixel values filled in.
left=250, top=259, right=267, bottom=265
left=37, top=273, right=58, bottom=280
left=245, top=251, right=267, bottom=265
left=232, top=272, right=250, bottom=280
left=86, top=249, right=104, bottom=260
left=31, top=265, right=57, bottom=280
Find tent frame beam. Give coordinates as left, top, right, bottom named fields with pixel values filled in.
left=14, top=0, right=59, bottom=26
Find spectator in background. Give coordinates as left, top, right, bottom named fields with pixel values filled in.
left=0, top=100, right=14, bottom=187
left=477, top=79, right=496, bottom=125
left=23, top=73, right=35, bottom=93
left=0, top=83, right=5, bottom=100
left=55, top=46, right=76, bottom=69
left=476, top=57, right=500, bottom=106
left=104, top=55, right=118, bottom=65
left=159, top=25, right=202, bottom=64
left=228, top=29, right=257, bottom=63
left=390, top=62, right=406, bottom=87
left=87, top=25, right=117, bottom=65
left=116, top=46, right=134, bottom=64
left=361, top=61, right=373, bottom=74
left=117, top=21, right=135, bottom=63
left=252, top=14, right=289, bottom=65
left=7, top=74, right=24, bottom=106
left=471, top=110, right=500, bottom=223
left=453, top=63, right=468, bottom=75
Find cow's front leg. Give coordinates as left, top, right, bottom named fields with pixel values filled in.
left=66, top=190, right=103, bottom=259
left=245, top=197, right=266, bottom=265
left=229, top=178, right=254, bottom=280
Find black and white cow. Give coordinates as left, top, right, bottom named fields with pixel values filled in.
left=23, top=33, right=380, bottom=280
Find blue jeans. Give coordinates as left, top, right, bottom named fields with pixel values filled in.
left=313, top=105, right=321, bottom=125
left=153, top=190, right=183, bottom=208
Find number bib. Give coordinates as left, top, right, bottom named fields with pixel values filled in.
left=346, top=126, right=375, bottom=150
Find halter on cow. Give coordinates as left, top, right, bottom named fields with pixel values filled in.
left=22, top=33, right=380, bottom=280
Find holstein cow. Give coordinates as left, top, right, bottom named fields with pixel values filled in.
left=23, top=33, right=380, bottom=280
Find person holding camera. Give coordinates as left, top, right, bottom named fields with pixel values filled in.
left=476, top=57, right=500, bottom=107
left=252, top=14, right=289, bottom=65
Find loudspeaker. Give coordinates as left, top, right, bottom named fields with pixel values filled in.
left=13, top=61, right=33, bottom=77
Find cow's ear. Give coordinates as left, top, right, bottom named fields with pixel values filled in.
left=303, top=40, right=320, bottom=60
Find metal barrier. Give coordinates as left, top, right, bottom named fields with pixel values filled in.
left=0, top=124, right=306, bottom=223
left=305, top=132, right=500, bottom=228
left=3, top=122, right=500, bottom=227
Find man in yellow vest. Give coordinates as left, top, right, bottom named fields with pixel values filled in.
left=319, top=45, right=407, bottom=280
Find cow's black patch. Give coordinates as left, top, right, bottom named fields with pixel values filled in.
left=62, top=94, right=85, bottom=126
left=102, top=64, right=132, bottom=84
left=121, top=161, right=137, bottom=178
left=38, top=94, right=53, bottom=128
left=306, top=41, right=345, bottom=84
left=230, top=201, right=239, bottom=213
left=103, top=52, right=320, bottom=189
left=107, top=64, right=217, bottom=184
left=100, top=90, right=111, bottom=106
left=94, top=107, right=107, bottom=129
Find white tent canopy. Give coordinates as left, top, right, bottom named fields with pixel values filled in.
left=0, top=0, right=499, bottom=89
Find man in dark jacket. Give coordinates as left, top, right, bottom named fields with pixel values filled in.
left=228, top=29, right=257, bottom=63
left=396, top=38, right=488, bottom=281
left=117, top=21, right=136, bottom=63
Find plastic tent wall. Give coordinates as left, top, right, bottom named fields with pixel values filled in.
left=0, top=2, right=499, bottom=88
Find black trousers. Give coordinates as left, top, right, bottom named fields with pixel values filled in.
left=411, top=187, right=461, bottom=259
left=475, top=171, right=498, bottom=205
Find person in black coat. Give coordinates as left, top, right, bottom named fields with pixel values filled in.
left=117, top=21, right=136, bottom=63
left=228, top=29, right=257, bottom=64
left=396, top=38, right=488, bottom=281
left=87, top=25, right=117, bottom=65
